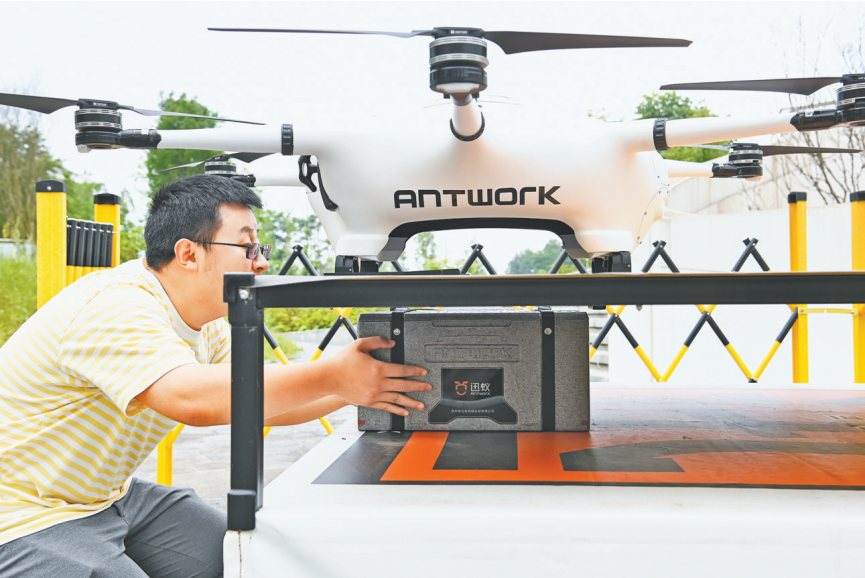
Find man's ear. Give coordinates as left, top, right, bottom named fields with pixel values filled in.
left=174, top=239, right=199, bottom=272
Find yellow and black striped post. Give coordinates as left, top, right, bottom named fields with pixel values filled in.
left=65, top=219, right=77, bottom=286
left=753, top=309, right=801, bottom=380
left=36, top=180, right=67, bottom=309
left=788, top=192, right=808, bottom=383
left=852, top=191, right=864, bottom=383
left=661, top=311, right=710, bottom=382
left=94, top=193, right=121, bottom=267
left=605, top=306, right=662, bottom=381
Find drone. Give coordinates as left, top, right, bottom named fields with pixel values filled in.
left=2, top=27, right=863, bottom=273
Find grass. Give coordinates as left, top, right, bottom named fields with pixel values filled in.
left=0, top=253, right=36, bottom=347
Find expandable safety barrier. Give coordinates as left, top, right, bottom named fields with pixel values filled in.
left=587, top=238, right=804, bottom=383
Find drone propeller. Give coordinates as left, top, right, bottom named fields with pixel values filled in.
left=0, top=92, right=263, bottom=125
left=208, top=27, right=692, bottom=54
left=660, top=74, right=865, bottom=97
left=159, top=152, right=272, bottom=174
left=681, top=143, right=862, bottom=156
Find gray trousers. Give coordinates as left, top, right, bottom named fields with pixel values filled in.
left=0, top=477, right=225, bottom=578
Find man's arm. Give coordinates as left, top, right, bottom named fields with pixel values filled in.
left=136, top=336, right=428, bottom=426
left=264, top=395, right=350, bottom=426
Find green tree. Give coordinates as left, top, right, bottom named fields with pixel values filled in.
left=507, top=239, right=579, bottom=274
left=636, top=92, right=731, bottom=163
left=255, top=207, right=296, bottom=271
left=119, top=191, right=146, bottom=262
left=142, top=93, right=222, bottom=194
left=276, top=214, right=334, bottom=275
left=0, top=110, right=114, bottom=241
left=0, top=113, right=60, bottom=240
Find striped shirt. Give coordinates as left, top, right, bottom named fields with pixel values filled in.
left=0, top=259, right=231, bottom=545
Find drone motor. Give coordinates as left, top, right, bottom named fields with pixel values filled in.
left=837, top=74, right=865, bottom=127
left=204, top=156, right=237, bottom=176
left=428, top=31, right=489, bottom=97
left=74, top=104, right=124, bottom=151
left=712, top=143, right=763, bottom=180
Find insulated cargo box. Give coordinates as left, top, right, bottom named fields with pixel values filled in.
left=357, top=308, right=589, bottom=432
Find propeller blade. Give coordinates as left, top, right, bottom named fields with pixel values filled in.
left=0, top=92, right=80, bottom=114
left=483, top=31, right=691, bottom=54
left=0, top=92, right=262, bottom=125
left=229, top=152, right=273, bottom=163
left=159, top=160, right=207, bottom=174
left=119, top=105, right=264, bottom=125
left=680, top=144, right=861, bottom=156
left=679, top=144, right=732, bottom=152
left=208, top=27, right=690, bottom=54
left=158, top=152, right=272, bottom=174
left=761, top=145, right=862, bottom=157
left=208, top=27, right=434, bottom=39
left=660, top=77, right=843, bottom=96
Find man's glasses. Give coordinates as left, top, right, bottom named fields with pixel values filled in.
left=195, top=241, right=273, bottom=261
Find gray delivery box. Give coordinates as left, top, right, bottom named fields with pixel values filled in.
left=357, top=308, right=589, bottom=432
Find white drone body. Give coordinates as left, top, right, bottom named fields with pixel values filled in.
left=158, top=102, right=799, bottom=261
left=4, top=26, right=861, bottom=266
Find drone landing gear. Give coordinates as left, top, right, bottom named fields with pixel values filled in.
left=330, top=256, right=459, bottom=276
left=335, top=256, right=382, bottom=274
left=591, top=251, right=632, bottom=274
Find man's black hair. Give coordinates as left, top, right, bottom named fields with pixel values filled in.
left=144, top=175, right=263, bottom=271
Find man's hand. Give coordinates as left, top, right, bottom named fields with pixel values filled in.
left=323, top=336, right=430, bottom=417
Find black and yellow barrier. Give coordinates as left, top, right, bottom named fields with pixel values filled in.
left=36, top=180, right=67, bottom=309
left=66, top=219, right=114, bottom=282
left=94, top=193, right=121, bottom=268
left=788, top=192, right=809, bottom=383
left=36, top=180, right=121, bottom=307
left=592, top=237, right=805, bottom=384
left=852, top=191, right=864, bottom=383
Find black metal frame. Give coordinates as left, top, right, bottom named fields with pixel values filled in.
left=225, top=270, right=865, bottom=530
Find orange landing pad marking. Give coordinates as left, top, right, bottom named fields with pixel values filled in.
left=377, top=389, right=865, bottom=488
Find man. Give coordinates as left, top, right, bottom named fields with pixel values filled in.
left=0, top=175, right=429, bottom=577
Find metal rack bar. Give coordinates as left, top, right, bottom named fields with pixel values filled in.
left=224, top=269, right=865, bottom=531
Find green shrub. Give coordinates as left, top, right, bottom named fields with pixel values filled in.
left=0, top=253, right=36, bottom=346
left=263, top=332, right=303, bottom=363
left=264, top=307, right=386, bottom=333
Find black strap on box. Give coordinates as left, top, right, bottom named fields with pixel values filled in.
left=390, top=310, right=406, bottom=431
left=540, top=309, right=556, bottom=431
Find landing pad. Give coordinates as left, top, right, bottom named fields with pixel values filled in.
left=225, top=387, right=865, bottom=578
left=316, top=389, right=865, bottom=488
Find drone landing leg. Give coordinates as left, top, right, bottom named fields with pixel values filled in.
left=335, top=256, right=380, bottom=274
left=591, top=252, right=632, bottom=274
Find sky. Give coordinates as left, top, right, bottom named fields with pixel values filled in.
left=1, top=1, right=862, bottom=268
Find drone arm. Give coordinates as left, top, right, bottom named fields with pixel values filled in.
left=665, top=114, right=796, bottom=147
left=618, top=114, right=797, bottom=153
left=252, top=168, right=305, bottom=188
left=156, top=126, right=285, bottom=154
left=451, top=96, right=484, bottom=140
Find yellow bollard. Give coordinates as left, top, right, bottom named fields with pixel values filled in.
left=788, top=192, right=808, bottom=383
left=156, top=424, right=185, bottom=485
left=852, top=191, right=865, bottom=383
left=36, top=180, right=67, bottom=309
left=94, top=193, right=121, bottom=267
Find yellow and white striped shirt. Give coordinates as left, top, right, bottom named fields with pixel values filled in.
left=0, top=259, right=230, bottom=545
